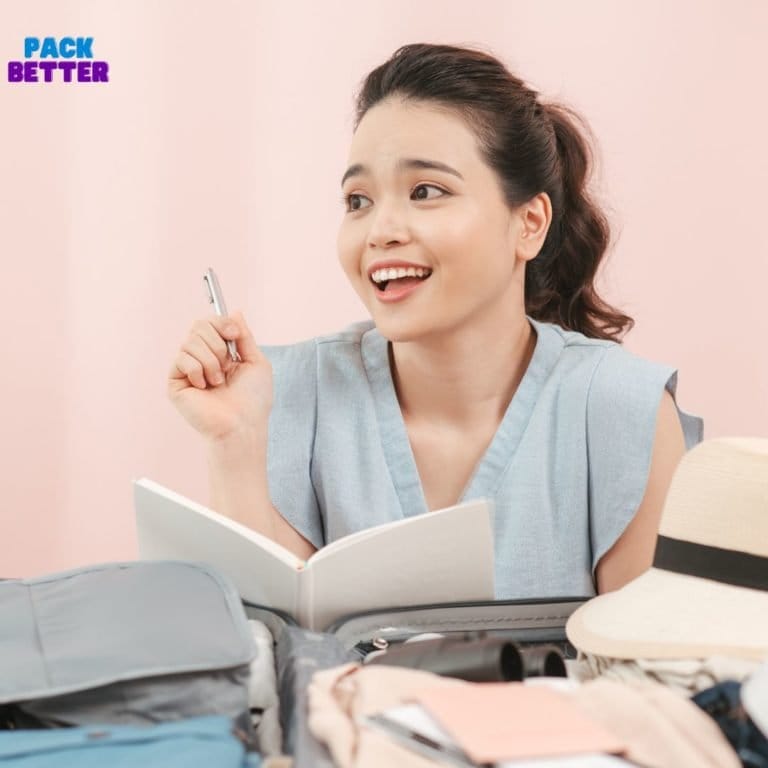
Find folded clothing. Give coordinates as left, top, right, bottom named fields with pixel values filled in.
left=572, top=653, right=761, bottom=695
left=308, top=663, right=741, bottom=768
left=571, top=678, right=740, bottom=768
left=693, top=680, right=768, bottom=767
left=0, top=715, right=262, bottom=768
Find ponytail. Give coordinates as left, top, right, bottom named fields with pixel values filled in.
left=525, top=103, right=633, bottom=340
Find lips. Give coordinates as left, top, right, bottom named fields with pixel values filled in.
left=372, top=272, right=432, bottom=303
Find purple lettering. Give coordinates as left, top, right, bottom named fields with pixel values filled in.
left=77, top=61, right=91, bottom=82
left=59, top=60, right=76, bottom=82
left=8, top=56, right=110, bottom=84
left=7, top=61, right=23, bottom=82
left=38, top=61, right=57, bottom=82
left=91, top=61, right=109, bottom=82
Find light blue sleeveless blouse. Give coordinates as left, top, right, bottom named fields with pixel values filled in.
left=260, top=317, right=703, bottom=599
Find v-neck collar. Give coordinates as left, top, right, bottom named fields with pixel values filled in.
left=361, top=316, right=565, bottom=517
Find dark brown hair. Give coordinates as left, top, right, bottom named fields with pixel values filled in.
left=353, top=43, right=633, bottom=341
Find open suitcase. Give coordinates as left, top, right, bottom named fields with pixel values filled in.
left=244, top=596, right=587, bottom=767
left=0, top=561, right=585, bottom=766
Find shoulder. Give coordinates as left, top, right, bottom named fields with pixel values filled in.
left=258, top=319, right=375, bottom=401
left=586, top=342, right=675, bottom=410
left=573, top=334, right=678, bottom=449
left=532, top=319, right=672, bottom=405
left=533, top=318, right=698, bottom=446
left=317, top=318, right=376, bottom=347
left=530, top=319, right=673, bottom=405
left=259, top=319, right=374, bottom=366
left=545, top=322, right=669, bottom=381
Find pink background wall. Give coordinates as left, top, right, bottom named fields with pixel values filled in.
left=2, top=1, right=766, bottom=577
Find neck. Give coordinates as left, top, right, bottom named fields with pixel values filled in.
left=389, top=309, right=536, bottom=431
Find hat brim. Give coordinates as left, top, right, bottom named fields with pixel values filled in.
left=566, top=567, right=768, bottom=661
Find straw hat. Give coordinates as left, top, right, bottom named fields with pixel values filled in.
left=566, top=437, right=768, bottom=661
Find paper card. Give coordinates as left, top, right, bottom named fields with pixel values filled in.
left=412, top=682, right=626, bottom=764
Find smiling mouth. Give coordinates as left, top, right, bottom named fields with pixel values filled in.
left=371, top=273, right=432, bottom=292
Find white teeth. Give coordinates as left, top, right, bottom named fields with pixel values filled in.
left=371, top=266, right=432, bottom=283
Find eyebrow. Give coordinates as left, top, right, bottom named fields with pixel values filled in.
left=340, top=158, right=464, bottom=188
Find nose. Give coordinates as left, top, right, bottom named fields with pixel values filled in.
left=366, top=199, right=410, bottom=249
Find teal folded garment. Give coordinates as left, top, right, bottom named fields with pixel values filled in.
left=0, top=715, right=262, bottom=768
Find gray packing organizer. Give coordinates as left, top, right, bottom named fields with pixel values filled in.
left=0, top=561, right=256, bottom=737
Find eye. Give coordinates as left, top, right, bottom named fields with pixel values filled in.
left=342, top=193, right=372, bottom=212
left=341, top=184, right=448, bottom=213
left=411, top=183, right=447, bottom=201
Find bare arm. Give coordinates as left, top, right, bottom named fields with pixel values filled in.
left=208, top=428, right=318, bottom=562
left=168, top=309, right=318, bottom=563
left=595, top=389, right=686, bottom=593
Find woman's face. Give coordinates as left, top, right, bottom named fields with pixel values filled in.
left=337, top=97, right=532, bottom=343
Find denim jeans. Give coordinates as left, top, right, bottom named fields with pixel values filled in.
left=693, top=680, right=768, bottom=768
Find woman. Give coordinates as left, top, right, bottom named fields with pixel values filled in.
left=167, top=43, right=702, bottom=598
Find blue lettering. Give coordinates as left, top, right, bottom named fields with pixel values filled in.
left=77, top=37, right=94, bottom=58
left=40, top=37, right=58, bottom=58
left=59, top=37, right=76, bottom=58
left=24, top=37, right=40, bottom=58
left=21, top=36, right=95, bottom=60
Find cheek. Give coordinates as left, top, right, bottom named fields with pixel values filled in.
left=428, top=204, right=484, bottom=246
left=417, top=213, right=481, bottom=270
left=336, top=226, right=358, bottom=278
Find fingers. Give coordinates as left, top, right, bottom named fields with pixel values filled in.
left=181, top=335, right=226, bottom=387
left=169, top=318, right=229, bottom=389
left=168, top=311, right=260, bottom=390
left=194, top=316, right=234, bottom=368
left=171, top=351, right=209, bottom=389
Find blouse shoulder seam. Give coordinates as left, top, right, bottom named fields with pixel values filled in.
left=316, top=336, right=363, bottom=347
left=539, top=320, right=615, bottom=351
left=560, top=334, right=616, bottom=351
left=314, top=319, right=373, bottom=347
left=584, top=344, right=616, bottom=411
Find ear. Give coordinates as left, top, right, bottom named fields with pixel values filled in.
left=513, top=192, right=552, bottom=263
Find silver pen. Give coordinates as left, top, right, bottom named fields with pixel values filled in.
left=203, top=268, right=241, bottom=363
left=362, top=713, right=475, bottom=768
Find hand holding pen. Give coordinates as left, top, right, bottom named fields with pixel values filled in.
left=203, top=268, right=241, bottom=363
left=166, top=268, right=275, bottom=443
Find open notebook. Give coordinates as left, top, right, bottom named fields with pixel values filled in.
left=134, top=478, right=495, bottom=631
